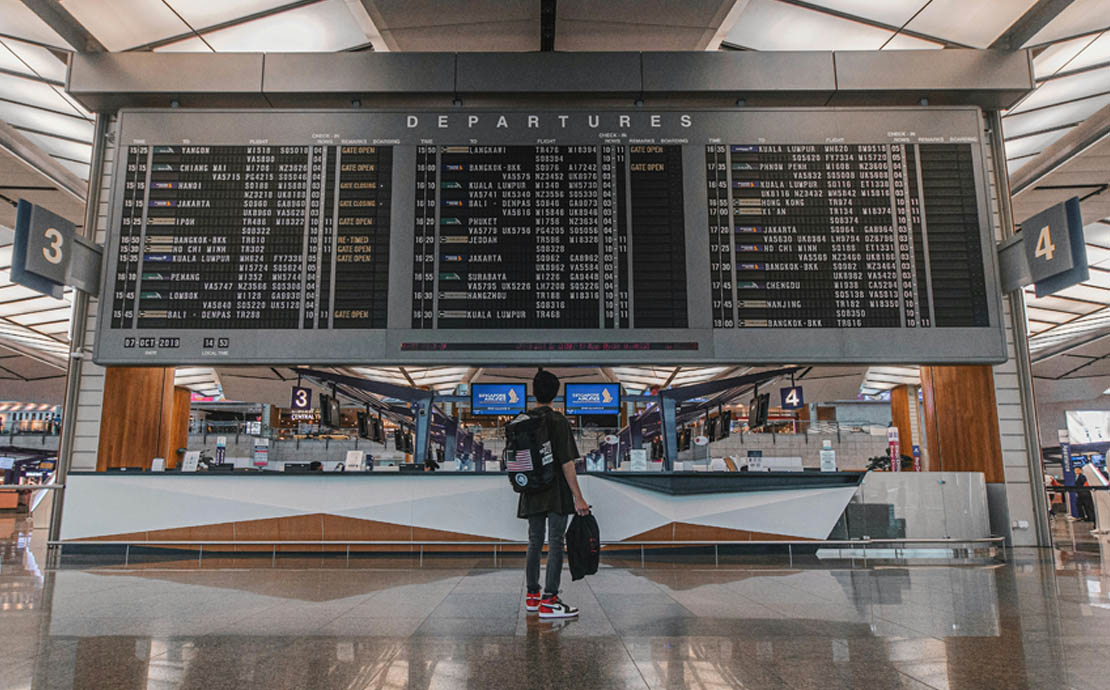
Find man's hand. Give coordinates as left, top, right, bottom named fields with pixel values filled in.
left=574, top=494, right=590, bottom=516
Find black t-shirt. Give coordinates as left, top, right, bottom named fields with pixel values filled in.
left=517, top=406, right=579, bottom=518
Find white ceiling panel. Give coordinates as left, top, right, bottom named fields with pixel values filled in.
left=0, top=38, right=67, bottom=82
left=1009, top=66, right=1110, bottom=114
left=0, top=0, right=72, bottom=48
left=1004, top=93, right=1110, bottom=139
left=1033, top=34, right=1096, bottom=78
left=13, top=130, right=92, bottom=164
left=0, top=102, right=93, bottom=142
left=1025, top=293, right=1099, bottom=315
left=167, top=0, right=300, bottom=30
left=726, top=0, right=896, bottom=51
left=800, top=1, right=926, bottom=27
left=1084, top=222, right=1110, bottom=248
left=1005, top=127, right=1072, bottom=160
left=1025, top=0, right=1110, bottom=47
left=51, top=158, right=90, bottom=181
left=0, top=73, right=81, bottom=116
left=905, top=0, right=1038, bottom=49
left=1060, top=31, right=1110, bottom=74
left=181, top=0, right=370, bottom=52
left=62, top=0, right=189, bottom=51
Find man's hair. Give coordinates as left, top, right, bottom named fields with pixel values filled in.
left=533, top=368, right=560, bottom=404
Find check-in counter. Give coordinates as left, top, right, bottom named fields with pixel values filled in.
left=60, top=471, right=866, bottom=549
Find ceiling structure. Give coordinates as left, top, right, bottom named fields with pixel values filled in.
left=0, top=0, right=1108, bottom=404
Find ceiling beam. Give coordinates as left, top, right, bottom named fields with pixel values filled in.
left=990, top=0, right=1077, bottom=50
left=1011, top=103, right=1110, bottom=196
left=0, top=121, right=87, bottom=201
left=18, top=0, right=106, bottom=52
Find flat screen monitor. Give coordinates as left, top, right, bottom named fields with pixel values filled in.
left=719, top=411, right=732, bottom=439
left=707, top=416, right=718, bottom=442
left=374, top=418, right=384, bottom=443
left=357, top=411, right=370, bottom=439
left=471, top=383, right=526, bottom=416
left=565, top=383, right=621, bottom=415
left=319, top=393, right=341, bottom=429
left=394, top=428, right=405, bottom=451
left=1065, top=410, right=1110, bottom=445
left=749, top=393, right=770, bottom=429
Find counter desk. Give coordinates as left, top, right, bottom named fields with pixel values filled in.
left=60, top=470, right=866, bottom=549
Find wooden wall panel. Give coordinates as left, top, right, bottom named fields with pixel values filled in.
left=920, top=365, right=1004, bottom=483
left=96, top=367, right=175, bottom=470
left=890, top=385, right=913, bottom=460
left=159, top=386, right=191, bottom=469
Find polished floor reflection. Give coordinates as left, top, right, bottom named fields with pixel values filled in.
left=4, top=518, right=1110, bottom=689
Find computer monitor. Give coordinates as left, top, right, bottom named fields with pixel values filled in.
left=471, top=383, right=527, bottom=416
left=565, top=383, right=621, bottom=416
left=357, top=411, right=370, bottom=439
left=719, top=411, right=732, bottom=439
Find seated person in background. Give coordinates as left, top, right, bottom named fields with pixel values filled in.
left=309, top=461, right=323, bottom=472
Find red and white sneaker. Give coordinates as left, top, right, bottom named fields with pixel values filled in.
left=538, top=595, right=579, bottom=619
left=525, top=592, right=541, bottom=612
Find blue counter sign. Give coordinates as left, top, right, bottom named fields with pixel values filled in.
left=471, top=383, right=526, bottom=416
left=565, top=383, right=621, bottom=415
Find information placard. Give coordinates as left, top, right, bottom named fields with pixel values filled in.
left=95, top=108, right=1005, bottom=365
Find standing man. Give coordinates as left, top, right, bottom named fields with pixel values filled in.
left=521, top=368, right=590, bottom=619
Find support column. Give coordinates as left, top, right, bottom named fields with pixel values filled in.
left=96, top=367, right=184, bottom=470
left=890, top=384, right=914, bottom=467
left=920, top=365, right=1004, bottom=482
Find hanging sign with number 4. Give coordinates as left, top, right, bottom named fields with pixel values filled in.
left=780, top=386, right=804, bottom=410
left=1022, top=198, right=1088, bottom=297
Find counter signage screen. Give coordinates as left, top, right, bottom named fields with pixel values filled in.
left=471, top=383, right=526, bottom=416
left=565, top=383, right=621, bottom=415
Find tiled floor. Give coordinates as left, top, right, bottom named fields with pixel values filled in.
left=4, top=516, right=1110, bottom=689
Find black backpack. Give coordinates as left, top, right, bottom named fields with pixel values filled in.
left=504, top=411, right=557, bottom=494
left=566, top=513, right=600, bottom=580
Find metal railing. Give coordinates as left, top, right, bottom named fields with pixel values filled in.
left=47, top=536, right=1006, bottom=567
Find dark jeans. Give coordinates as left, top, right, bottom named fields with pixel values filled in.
left=526, top=511, right=568, bottom=596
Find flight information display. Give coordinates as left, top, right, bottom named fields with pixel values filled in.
left=95, top=108, right=1005, bottom=366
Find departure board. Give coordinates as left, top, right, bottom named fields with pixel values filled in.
left=95, top=108, right=1005, bottom=366
left=709, top=142, right=988, bottom=330
left=112, top=144, right=390, bottom=335
left=412, top=144, right=685, bottom=330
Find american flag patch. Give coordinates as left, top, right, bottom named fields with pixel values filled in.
left=507, top=449, right=533, bottom=472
